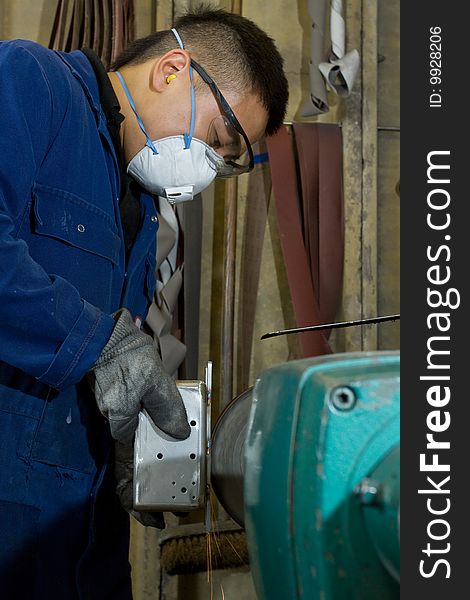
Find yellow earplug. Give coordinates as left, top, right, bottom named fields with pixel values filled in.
left=166, top=74, right=177, bottom=84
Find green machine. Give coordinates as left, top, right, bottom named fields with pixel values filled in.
left=153, top=350, right=399, bottom=596
left=243, top=351, right=400, bottom=599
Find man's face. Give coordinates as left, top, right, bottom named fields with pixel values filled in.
left=145, top=62, right=268, bottom=166
left=118, top=51, right=269, bottom=171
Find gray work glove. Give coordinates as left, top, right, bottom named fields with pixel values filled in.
left=115, top=441, right=165, bottom=528
left=91, top=308, right=191, bottom=445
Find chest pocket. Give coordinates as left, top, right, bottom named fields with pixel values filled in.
left=27, top=183, right=121, bottom=311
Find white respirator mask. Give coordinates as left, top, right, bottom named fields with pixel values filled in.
left=116, top=29, right=226, bottom=204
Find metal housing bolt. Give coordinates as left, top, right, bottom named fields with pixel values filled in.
left=330, top=386, right=356, bottom=411
left=354, top=478, right=382, bottom=506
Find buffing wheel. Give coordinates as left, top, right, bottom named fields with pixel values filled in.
left=210, top=388, right=253, bottom=527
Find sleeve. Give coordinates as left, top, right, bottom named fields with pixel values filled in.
left=0, top=42, right=115, bottom=391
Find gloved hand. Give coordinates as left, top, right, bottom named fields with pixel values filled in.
left=90, top=308, right=191, bottom=445
left=115, top=441, right=165, bottom=528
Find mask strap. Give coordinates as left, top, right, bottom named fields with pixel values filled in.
left=171, top=27, right=196, bottom=149
left=116, top=71, right=158, bottom=155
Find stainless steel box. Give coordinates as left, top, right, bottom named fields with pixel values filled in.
left=133, top=380, right=208, bottom=511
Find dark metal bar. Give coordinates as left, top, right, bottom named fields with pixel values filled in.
left=261, top=314, right=400, bottom=340
left=283, top=122, right=400, bottom=132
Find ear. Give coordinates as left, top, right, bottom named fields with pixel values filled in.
left=151, top=49, right=192, bottom=92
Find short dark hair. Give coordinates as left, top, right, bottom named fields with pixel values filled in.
left=111, top=6, right=288, bottom=136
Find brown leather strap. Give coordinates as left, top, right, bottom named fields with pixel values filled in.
left=93, top=0, right=103, bottom=56
left=292, top=123, right=344, bottom=331
left=266, top=127, right=331, bottom=357
left=49, top=0, right=134, bottom=68
left=70, top=0, right=83, bottom=50
left=111, top=0, right=124, bottom=65
left=317, top=124, right=344, bottom=325
left=64, top=0, right=75, bottom=52
left=123, top=0, right=134, bottom=46
left=101, top=0, right=112, bottom=67
left=123, top=0, right=129, bottom=47
left=48, top=0, right=61, bottom=50
left=83, top=0, right=93, bottom=48
left=293, top=123, right=320, bottom=296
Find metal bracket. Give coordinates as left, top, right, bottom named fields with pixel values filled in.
left=133, top=379, right=208, bottom=511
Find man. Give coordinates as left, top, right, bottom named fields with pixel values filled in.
left=0, top=6, right=288, bottom=599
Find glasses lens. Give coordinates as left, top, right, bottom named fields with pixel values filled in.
left=207, top=115, right=251, bottom=175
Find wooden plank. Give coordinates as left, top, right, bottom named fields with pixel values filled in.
left=220, top=177, right=238, bottom=409
left=173, top=0, right=190, bottom=20
left=219, top=0, right=242, bottom=409
left=251, top=195, right=298, bottom=378
left=378, top=131, right=400, bottom=349
left=377, top=0, right=400, bottom=351
left=129, top=521, right=161, bottom=600
left=208, top=179, right=227, bottom=418
left=155, top=0, right=173, bottom=30
left=341, top=0, right=363, bottom=352
left=361, top=0, right=378, bottom=350
left=378, top=0, right=400, bottom=127
left=0, top=1, right=6, bottom=39
left=2, top=0, right=56, bottom=46
left=133, top=0, right=155, bottom=38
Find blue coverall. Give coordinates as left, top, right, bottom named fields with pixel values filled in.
left=0, top=40, right=159, bottom=598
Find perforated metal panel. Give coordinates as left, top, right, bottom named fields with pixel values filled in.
left=134, top=381, right=208, bottom=511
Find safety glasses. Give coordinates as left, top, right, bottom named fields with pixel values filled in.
left=190, top=59, right=254, bottom=177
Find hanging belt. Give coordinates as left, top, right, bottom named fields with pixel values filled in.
left=48, top=0, right=133, bottom=68
left=83, top=0, right=92, bottom=48
left=102, top=0, right=112, bottom=67
left=266, top=126, right=332, bottom=357
left=49, top=0, right=69, bottom=50
left=111, top=0, right=123, bottom=64
left=292, top=123, right=344, bottom=330
left=93, top=0, right=103, bottom=56
left=72, top=0, right=83, bottom=49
